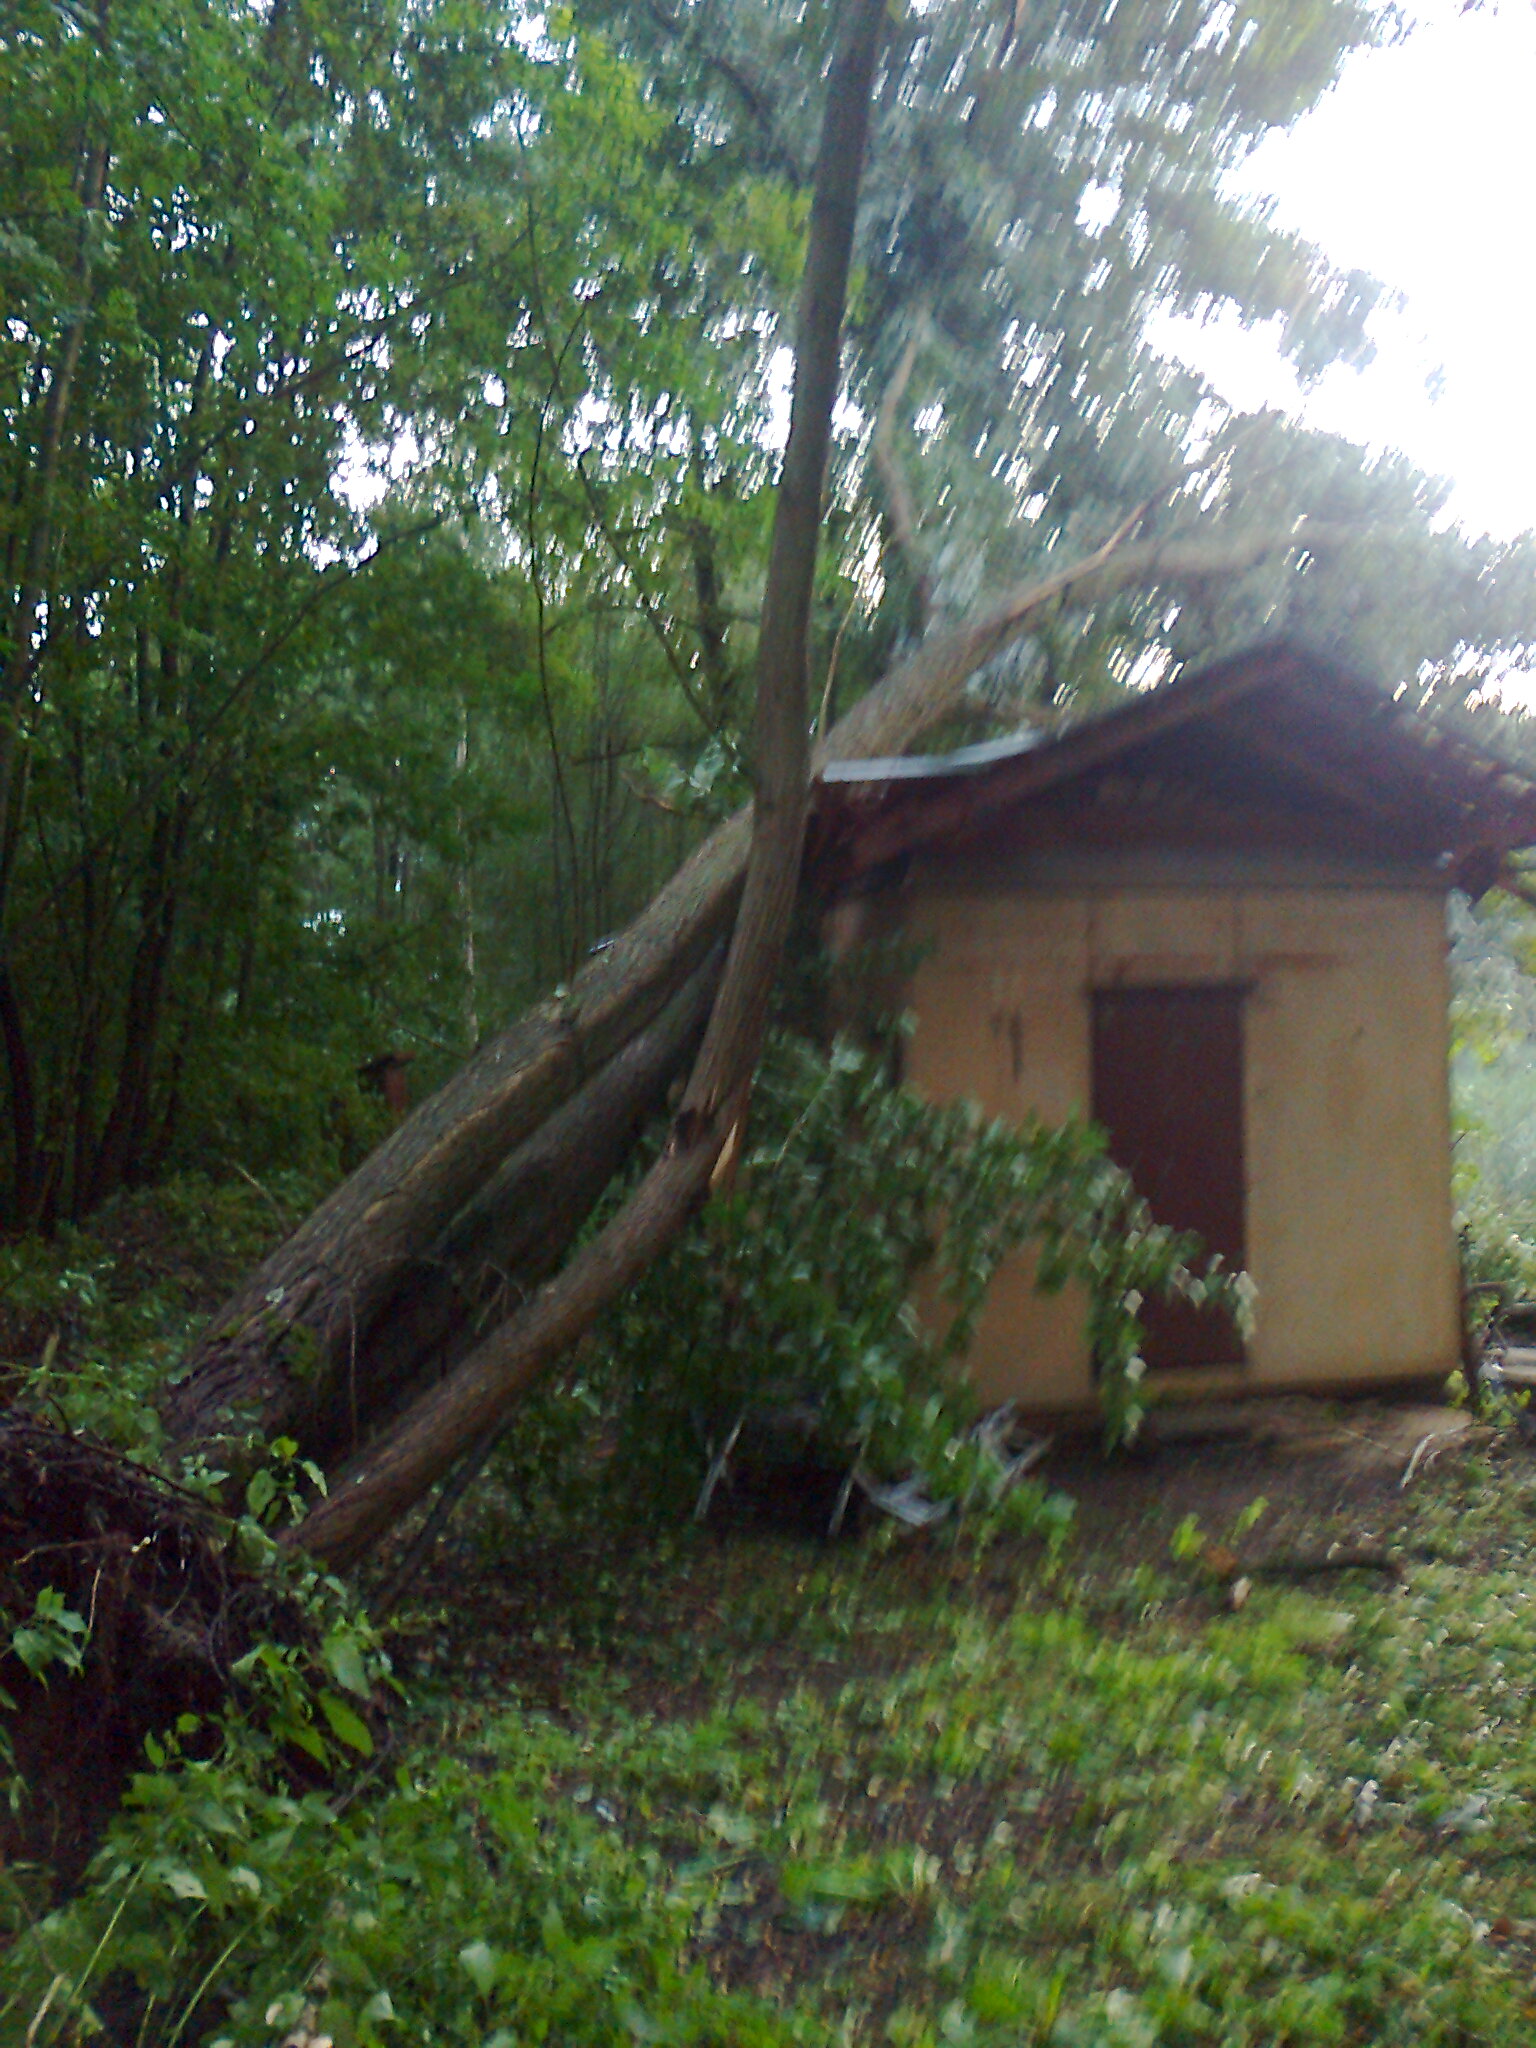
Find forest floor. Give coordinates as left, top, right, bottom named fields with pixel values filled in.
left=365, top=1398, right=1536, bottom=2045
left=8, top=1183, right=1536, bottom=2043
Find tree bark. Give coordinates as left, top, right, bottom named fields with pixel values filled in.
left=0, top=128, right=111, bottom=905
left=286, top=0, right=889, bottom=1570
left=85, top=804, right=187, bottom=1209
left=311, top=955, right=719, bottom=1458
left=0, top=956, right=37, bottom=1226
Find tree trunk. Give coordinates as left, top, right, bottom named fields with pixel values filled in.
left=163, top=512, right=1344, bottom=1458
left=85, top=805, right=186, bottom=1210
left=161, top=816, right=749, bottom=1449
left=309, top=955, right=720, bottom=1459
left=284, top=0, right=889, bottom=1569
left=0, top=955, right=37, bottom=1227
left=0, top=129, right=110, bottom=913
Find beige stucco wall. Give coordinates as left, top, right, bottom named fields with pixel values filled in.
left=885, top=854, right=1462, bottom=1411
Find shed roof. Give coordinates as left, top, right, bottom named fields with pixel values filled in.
left=813, top=640, right=1536, bottom=898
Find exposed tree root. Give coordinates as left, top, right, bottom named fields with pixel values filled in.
left=0, top=1419, right=302, bottom=1891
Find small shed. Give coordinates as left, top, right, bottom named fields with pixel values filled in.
left=814, top=641, right=1536, bottom=1418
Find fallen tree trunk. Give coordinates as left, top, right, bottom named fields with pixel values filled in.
left=160, top=825, right=747, bottom=1454
left=163, top=517, right=1348, bottom=1466
left=286, top=0, right=887, bottom=1570
left=314, top=954, right=720, bottom=1458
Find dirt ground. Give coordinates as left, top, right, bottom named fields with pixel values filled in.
left=380, top=1392, right=1501, bottom=1716
left=1049, top=1395, right=1482, bottom=1560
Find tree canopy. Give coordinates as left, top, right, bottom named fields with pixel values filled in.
left=5, top=0, right=1536, bottom=1235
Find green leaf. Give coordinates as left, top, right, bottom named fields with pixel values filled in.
left=458, top=1938, right=500, bottom=1995
left=245, top=1468, right=278, bottom=1519
left=780, top=1856, right=884, bottom=1905
left=318, top=1689, right=374, bottom=1755
left=278, top=1718, right=329, bottom=1766
left=10, top=1628, right=56, bottom=1677
left=322, top=1629, right=371, bottom=1697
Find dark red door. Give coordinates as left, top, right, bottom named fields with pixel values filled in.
left=1091, top=985, right=1246, bottom=1370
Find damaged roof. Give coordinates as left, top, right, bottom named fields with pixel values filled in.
left=813, top=640, right=1536, bottom=899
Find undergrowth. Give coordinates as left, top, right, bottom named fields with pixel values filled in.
left=9, top=1446, right=1536, bottom=2044
left=5, top=1075, right=1534, bottom=2042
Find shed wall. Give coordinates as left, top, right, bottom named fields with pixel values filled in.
left=891, top=862, right=1461, bottom=1410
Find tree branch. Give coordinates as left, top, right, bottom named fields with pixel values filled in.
left=286, top=0, right=889, bottom=1569
left=871, top=308, right=935, bottom=636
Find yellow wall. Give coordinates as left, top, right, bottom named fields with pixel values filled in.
left=883, top=855, right=1462, bottom=1411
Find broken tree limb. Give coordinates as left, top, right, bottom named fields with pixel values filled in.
left=1250, top=1543, right=1405, bottom=1582
left=1401, top=1424, right=1488, bottom=1490
left=816, top=516, right=1356, bottom=771
left=286, top=0, right=889, bottom=1571
left=1211, top=1543, right=1406, bottom=1603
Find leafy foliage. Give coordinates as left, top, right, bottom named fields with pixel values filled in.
left=597, top=1030, right=1249, bottom=1509
left=0, top=0, right=796, bottom=1223
left=8, top=0, right=1536, bottom=1228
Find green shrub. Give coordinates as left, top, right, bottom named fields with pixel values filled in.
left=596, top=1031, right=1249, bottom=1517
left=1, top=1698, right=809, bottom=2047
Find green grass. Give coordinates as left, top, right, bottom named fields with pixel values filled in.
left=12, top=1443, right=1536, bottom=2044
left=434, top=1456, right=1536, bottom=2047
left=7, top=1182, right=1536, bottom=2042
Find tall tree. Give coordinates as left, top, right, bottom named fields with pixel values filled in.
left=9, top=0, right=1536, bottom=1576
left=160, top=0, right=1536, bottom=1543
left=289, top=0, right=889, bottom=1565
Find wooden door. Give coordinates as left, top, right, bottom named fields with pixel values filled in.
left=1091, top=985, right=1247, bottom=1370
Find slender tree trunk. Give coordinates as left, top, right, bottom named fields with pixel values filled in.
left=455, top=710, right=480, bottom=1048
left=286, top=0, right=889, bottom=1569
left=0, top=107, right=110, bottom=922
left=0, top=958, right=37, bottom=1228
left=86, top=806, right=186, bottom=1209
